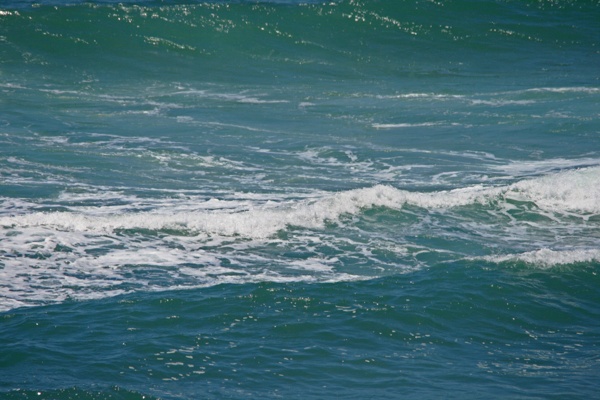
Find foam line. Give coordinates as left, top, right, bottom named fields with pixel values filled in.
left=1, top=167, right=599, bottom=238
left=482, top=249, right=600, bottom=268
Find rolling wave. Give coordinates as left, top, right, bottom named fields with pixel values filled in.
left=2, top=167, right=599, bottom=311
left=2, top=166, right=599, bottom=237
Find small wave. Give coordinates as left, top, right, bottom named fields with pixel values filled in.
left=507, top=166, right=600, bottom=215
left=375, top=93, right=465, bottom=100
left=482, top=248, right=600, bottom=268
left=469, top=99, right=536, bottom=106
left=373, top=122, right=443, bottom=129
left=525, top=87, right=600, bottom=94
left=490, top=158, right=600, bottom=177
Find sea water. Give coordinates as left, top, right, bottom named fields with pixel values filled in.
left=1, top=0, right=599, bottom=398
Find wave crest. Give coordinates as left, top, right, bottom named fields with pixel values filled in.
left=482, top=248, right=600, bottom=268
left=2, top=166, right=599, bottom=239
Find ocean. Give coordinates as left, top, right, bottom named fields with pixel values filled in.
left=1, top=0, right=599, bottom=398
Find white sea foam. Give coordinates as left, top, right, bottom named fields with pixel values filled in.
left=375, top=93, right=465, bottom=100
left=0, top=185, right=473, bottom=239
left=525, top=87, right=600, bottom=94
left=469, top=99, right=536, bottom=106
left=170, top=88, right=288, bottom=104
left=372, top=87, right=599, bottom=114
left=295, top=147, right=373, bottom=172
left=482, top=248, right=600, bottom=268
left=0, top=222, right=367, bottom=311
left=506, top=166, right=600, bottom=215
left=373, top=122, right=442, bottom=129
left=2, top=166, right=599, bottom=311
left=372, top=122, right=466, bottom=129
left=236, top=97, right=289, bottom=104
left=0, top=234, right=365, bottom=312
left=2, top=166, right=599, bottom=238
left=490, top=157, right=600, bottom=177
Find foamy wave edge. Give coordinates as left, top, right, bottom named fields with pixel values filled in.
left=481, top=249, right=600, bottom=268
left=1, top=166, right=599, bottom=238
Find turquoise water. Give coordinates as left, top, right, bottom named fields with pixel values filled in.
left=1, top=0, right=600, bottom=398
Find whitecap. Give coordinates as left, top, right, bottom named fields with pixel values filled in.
left=482, top=248, right=600, bottom=268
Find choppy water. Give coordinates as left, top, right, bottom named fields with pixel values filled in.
left=1, top=0, right=600, bottom=398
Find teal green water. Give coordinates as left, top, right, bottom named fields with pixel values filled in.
left=3, top=267, right=600, bottom=399
left=1, top=0, right=600, bottom=398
